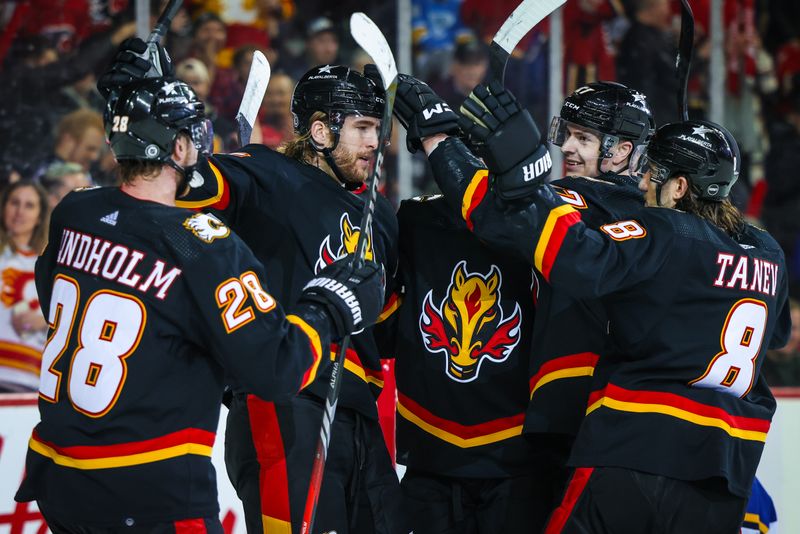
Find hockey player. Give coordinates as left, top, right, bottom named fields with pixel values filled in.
left=376, top=192, right=548, bottom=532
left=404, top=100, right=791, bottom=530
left=14, top=76, right=384, bottom=533
left=98, top=40, right=406, bottom=534
left=393, top=75, right=657, bottom=526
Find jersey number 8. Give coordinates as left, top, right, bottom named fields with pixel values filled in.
left=690, top=298, right=768, bottom=398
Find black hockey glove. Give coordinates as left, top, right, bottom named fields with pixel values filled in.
left=298, top=256, right=385, bottom=339
left=394, top=73, right=461, bottom=153
left=97, top=38, right=175, bottom=99
left=459, top=81, right=551, bottom=200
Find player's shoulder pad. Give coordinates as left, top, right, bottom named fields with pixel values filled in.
left=52, top=185, right=106, bottom=220
left=398, top=194, right=462, bottom=229
left=740, top=222, right=784, bottom=256
left=212, top=143, right=288, bottom=172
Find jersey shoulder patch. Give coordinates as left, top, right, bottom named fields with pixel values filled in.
left=183, top=213, right=231, bottom=243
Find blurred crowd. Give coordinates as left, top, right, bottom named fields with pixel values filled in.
left=0, top=0, right=799, bottom=390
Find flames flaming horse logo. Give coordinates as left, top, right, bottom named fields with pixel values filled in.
left=420, top=261, right=522, bottom=383
left=315, top=212, right=374, bottom=273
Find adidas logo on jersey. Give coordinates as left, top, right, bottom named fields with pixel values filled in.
left=100, top=211, right=119, bottom=226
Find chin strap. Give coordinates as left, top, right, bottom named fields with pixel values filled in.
left=166, top=157, right=201, bottom=198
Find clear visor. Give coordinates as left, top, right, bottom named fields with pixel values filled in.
left=548, top=117, right=619, bottom=157
left=548, top=116, right=569, bottom=146
left=630, top=147, right=670, bottom=184
left=189, top=119, right=214, bottom=155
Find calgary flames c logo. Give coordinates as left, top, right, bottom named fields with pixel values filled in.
left=315, top=212, right=374, bottom=272
left=420, top=261, right=522, bottom=383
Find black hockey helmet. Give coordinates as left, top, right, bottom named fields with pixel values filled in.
left=549, top=81, right=655, bottom=157
left=631, top=120, right=740, bottom=201
left=291, top=64, right=385, bottom=138
left=105, top=77, right=213, bottom=163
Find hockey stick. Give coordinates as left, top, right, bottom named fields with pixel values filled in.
left=489, top=0, right=566, bottom=83
left=676, top=0, right=695, bottom=120
left=145, top=0, right=182, bottom=78
left=235, top=50, right=271, bottom=146
left=299, top=12, right=398, bottom=534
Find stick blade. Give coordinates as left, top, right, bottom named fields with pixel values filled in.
left=493, top=0, right=566, bottom=55
left=350, top=12, right=398, bottom=89
left=236, top=50, right=271, bottom=145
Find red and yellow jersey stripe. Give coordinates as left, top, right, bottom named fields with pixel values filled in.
left=534, top=204, right=582, bottom=281
left=331, top=343, right=385, bottom=389
left=175, top=160, right=231, bottom=211
left=286, top=315, right=324, bottom=390
left=529, top=352, right=599, bottom=399
left=586, top=383, right=770, bottom=442
left=377, top=292, right=402, bottom=323
left=29, top=427, right=216, bottom=470
left=397, top=392, right=524, bottom=448
left=460, top=169, right=489, bottom=231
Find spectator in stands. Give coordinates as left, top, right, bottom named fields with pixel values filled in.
left=279, top=16, right=340, bottom=82
left=0, top=181, right=50, bottom=393
left=33, top=109, right=105, bottom=182
left=430, top=39, right=489, bottom=111
left=209, top=44, right=266, bottom=128
left=40, top=161, right=90, bottom=209
left=762, top=298, right=800, bottom=387
left=763, top=89, right=800, bottom=297
left=188, top=12, right=228, bottom=82
left=0, top=21, right=136, bottom=179
left=411, top=0, right=473, bottom=80
left=259, top=72, right=295, bottom=149
left=176, top=57, right=236, bottom=151
left=616, top=0, right=681, bottom=126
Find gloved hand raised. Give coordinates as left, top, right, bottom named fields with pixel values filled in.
left=298, top=256, right=385, bottom=339
left=393, top=74, right=461, bottom=153
left=460, top=81, right=552, bottom=200
left=97, top=38, right=175, bottom=99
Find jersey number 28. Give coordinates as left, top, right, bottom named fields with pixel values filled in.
left=38, top=275, right=146, bottom=417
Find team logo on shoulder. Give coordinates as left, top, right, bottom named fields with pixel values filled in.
left=183, top=213, right=230, bottom=243
left=315, top=213, right=374, bottom=272
left=419, top=261, right=521, bottom=383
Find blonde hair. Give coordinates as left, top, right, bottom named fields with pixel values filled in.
left=279, top=111, right=328, bottom=163
left=176, top=57, right=210, bottom=84
left=55, top=109, right=104, bottom=142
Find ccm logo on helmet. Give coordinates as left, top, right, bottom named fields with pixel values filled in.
left=305, top=276, right=362, bottom=324
left=423, top=103, right=452, bottom=120
left=522, top=152, right=553, bottom=182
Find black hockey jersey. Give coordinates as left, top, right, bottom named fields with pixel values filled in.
left=177, top=144, right=398, bottom=418
left=15, top=187, right=332, bottom=526
left=524, top=174, right=642, bottom=437
left=378, top=196, right=537, bottom=478
left=430, top=137, right=791, bottom=498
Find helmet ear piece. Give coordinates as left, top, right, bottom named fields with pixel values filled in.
left=106, top=77, right=208, bottom=163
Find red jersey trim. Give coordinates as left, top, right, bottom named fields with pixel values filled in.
left=586, top=383, right=770, bottom=442
left=534, top=204, right=581, bottom=281
left=397, top=392, right=524, bottom=448
left=175, top=160, right=230, bottom=211
left=377, top=292, right=402, bottom=323
left=461, top=170, right=489, bottom=231
left=287, top=315, right=324, bottom=390
left=529, top=352, right=599, bottom=399
left=28, top=427, right=215, bottom=469
left=0, top=341, right=42, bottom=374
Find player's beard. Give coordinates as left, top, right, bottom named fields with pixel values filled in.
left=331, top=145, right=373, bottom=185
